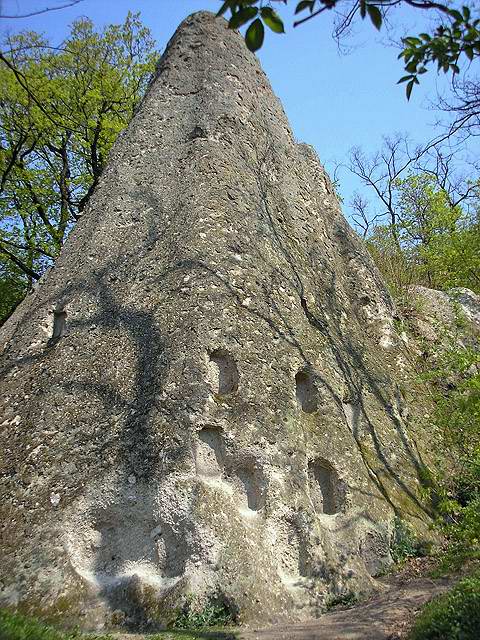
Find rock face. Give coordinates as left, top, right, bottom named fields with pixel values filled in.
left=408, top=286, right=480, bottom=345
left=0, top=12, right=433, bottom=629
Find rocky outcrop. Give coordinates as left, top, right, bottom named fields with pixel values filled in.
left=407, top=286, right=480, bottom=346
left=0, top=12, right=433, bottom=630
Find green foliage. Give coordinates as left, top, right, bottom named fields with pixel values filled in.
left=368, top=211, right=480, bottom=566
left=427, top=345, right=480, bottom=499
left=216, top=1, right=480, bottom=94
left=367, top=173, right=480, bottom=298
left=393, top=174, right=480, bottom=292
left=400, top=311, right=480, bottom=571
left=0, top=608, right=237, bottom=640
left=171, top=597, right=235, bottom=630
left=366, top=228, right=418, bottom=306
left=390, top=517, right=427, bottom=563
left=423, top=342, right=480, bottom=569
left=400, top=6, right=480, bottom=99
left=0, top=12, right=158, bottom=324
left=217, top=0, right=388, bottom=41
left=324, top=591, right=358, bottom=609
left=0, top=609, right=113, bottom=640
left=0, top=255, right=27, bottom=321
left=439, top=498, right=480, bottom=570
left=408, top=570, right=480, bottom=640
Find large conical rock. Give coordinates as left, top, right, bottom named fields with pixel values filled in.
left=0, top=12, right=432, bottom=629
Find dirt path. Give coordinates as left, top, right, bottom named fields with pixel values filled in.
left=110, top=571, right=456, bottom=640
left=240, top=574, right=454, bottom=640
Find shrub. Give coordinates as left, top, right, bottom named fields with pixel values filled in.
left=324, top=592, right=358, bottom=609
left=408, top=571, right=480, bottom=640
left=171, top=596, right=235, bottom=630
left=390, top=517, right=427, bottom=563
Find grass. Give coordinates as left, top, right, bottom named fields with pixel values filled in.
left=0, top=609, right=113, bottom=640
left=0, top=610, right=237, bottom=640
left=408, top=570, right=480, bottom=640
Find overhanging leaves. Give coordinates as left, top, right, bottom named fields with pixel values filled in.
left=245, top=18, right=265, bottom=51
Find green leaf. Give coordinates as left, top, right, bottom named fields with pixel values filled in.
left=229, top=6, right=258, bottom=29
left=465, top=46, right=474, bottom=61
left=260, top=7, right=285, bottom=33
left=360, top=0, right=366, bottom=19
left=397, top=75, right=412, bottom=84
left=367, top=4, right=382, bottom=31
left=465, top=29, right=479, bottom=42
left=295, top=0, right=314, bottom=14
left=245, top=18, right=264, bottom=52
left=448, top=9, right=463, bottom=22
left=406, top=78, right=415, bottom=100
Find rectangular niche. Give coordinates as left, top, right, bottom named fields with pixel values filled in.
left=195, top=426, right=225, bottom=479
left=295, top=368, right=318, bottom=413
left=308, top=458, right=344, bottom=515
left=47, top=308, right=67, bottom=346
left=208, top=349, right=239, bottom=395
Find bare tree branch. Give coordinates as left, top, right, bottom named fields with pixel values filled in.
left=0, top=1, right=83, bottom=19
left=0, top=243, right=40, bottom=280
left=347, top=132, right=479, bottom=240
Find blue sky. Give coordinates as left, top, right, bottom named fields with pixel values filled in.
left=0, top=0, right=470, bottom=219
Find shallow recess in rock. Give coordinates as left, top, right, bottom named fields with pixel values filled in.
left=66, top=500, right=159, bottom=586
left=208, top=349, right=239, bottom=395
left=196, top=427, right=225, bottom=478
left=236, top=466, right=266, bottom=512
left=295, top=368, right=318, bottom=413
left=49, top=309, right=67, bottom=344
left=308, top=458, right=344, bottom=515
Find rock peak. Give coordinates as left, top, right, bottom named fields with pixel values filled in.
left=0, top=10, right=432, bottom=632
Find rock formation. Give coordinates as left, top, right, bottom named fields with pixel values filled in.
left=0, top=12, right=434, bottom=630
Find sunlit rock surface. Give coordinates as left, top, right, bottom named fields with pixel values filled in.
left=0, top=12, right=434, bottom=629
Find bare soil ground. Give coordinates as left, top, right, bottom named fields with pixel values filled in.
left=111, top=560, right=457, bottom=640
left=240, top=572, right=454, bottom=640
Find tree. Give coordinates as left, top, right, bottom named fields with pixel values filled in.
left=364, top=171, right=480, bottom=296
left=0, top=12, right=158, bottom=322
left=348, top=133, right=479, bottom=236
left=216, top=1, right=480, bottom=99
left=346, top=131, right=479, bottom=295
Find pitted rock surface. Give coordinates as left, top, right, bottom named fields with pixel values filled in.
left=408, top=286, right=480, bottom=345
left=0, top=11, right=433, bottom=630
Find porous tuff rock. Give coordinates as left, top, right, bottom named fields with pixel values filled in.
left=0, top=12, right=432, bottom=629
left=408, top=286, right=480, bottom=345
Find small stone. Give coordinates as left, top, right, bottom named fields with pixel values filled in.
left=50, top=493, right=61, bottom=507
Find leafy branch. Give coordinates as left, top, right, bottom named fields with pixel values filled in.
left=217, top=1, right=480, bottom=98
